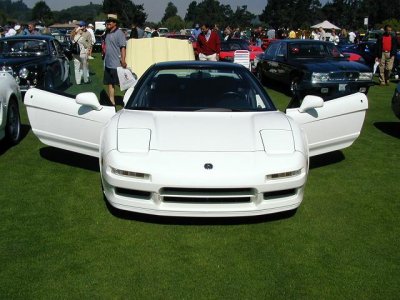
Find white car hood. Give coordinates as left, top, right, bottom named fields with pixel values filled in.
left=117, top=110, right=293, bottom=152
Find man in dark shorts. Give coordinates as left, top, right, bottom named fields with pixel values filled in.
left=103, top=17, right=127, bottom=105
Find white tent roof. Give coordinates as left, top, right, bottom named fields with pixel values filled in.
left=311, top=20, right=340, bottom=30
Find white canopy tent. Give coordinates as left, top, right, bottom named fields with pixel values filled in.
left=311, top=20, right=340, bottom=30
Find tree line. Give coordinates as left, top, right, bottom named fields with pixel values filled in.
left=0, top=0, right=398, bottom=31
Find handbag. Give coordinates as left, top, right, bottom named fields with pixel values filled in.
left=117, top=67, right=137, bottom=91
left=71, top=36, right=81, bottom=55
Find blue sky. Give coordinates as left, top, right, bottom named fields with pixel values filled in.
left=22, top=0, right=270, bottom=22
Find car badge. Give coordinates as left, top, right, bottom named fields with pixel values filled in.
left=204, top=163, right=213, bottom=170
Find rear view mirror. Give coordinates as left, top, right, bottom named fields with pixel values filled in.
left=76, top=92, right=102, bottom=111
left=299, top=95, right=324, bottom=113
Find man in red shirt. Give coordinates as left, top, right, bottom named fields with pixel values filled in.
left=197, top=23, right=221, bottom=61
left=376, top=25, right=397, bottom=85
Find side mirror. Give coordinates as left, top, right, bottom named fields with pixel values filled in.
left=76, top=92, right=102, bottom=111
left=298, top=95, right=324, bottom=113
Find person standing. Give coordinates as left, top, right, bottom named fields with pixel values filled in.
left=103, top=16, right=127, bottom=106
left=318, top=27, right=326, bottom=41
left=329, top=29, right=339, bottom=45
left=70, top=21, right=92, bottom=85
left=197, top=23, right=221, bottom=61
left=376, top=25, right=397, bottom=86
left=86, top=23, right=96, bottom=59
left=27, top=22, right=39, bottom=35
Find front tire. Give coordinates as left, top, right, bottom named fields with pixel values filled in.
left=5, top=99, right=21, bottom=145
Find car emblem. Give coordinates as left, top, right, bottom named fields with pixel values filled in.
left=204, top=163, right=213, bottom=170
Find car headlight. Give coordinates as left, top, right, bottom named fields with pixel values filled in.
left=19, top=68, right=29, bottom=79
left=110, top=167, right=150, bottom=180
left=117, top=128, right=151, bottom=153
left=266, top=169, right=302, bottom=180
left=312, top=72, right=330, bottom=83
left=358, top=72, right=373, bottom=81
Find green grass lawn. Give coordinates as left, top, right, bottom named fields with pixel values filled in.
left=1, top=55, right=399, bottom=298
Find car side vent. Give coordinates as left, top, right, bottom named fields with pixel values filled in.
left=115, top=188, right=152, bottom=200
left=264, top=189, right=296, bottom=200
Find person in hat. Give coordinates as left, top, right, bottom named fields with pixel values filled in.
left=14, top=25, right=25, bottom=36
left=70, top=21, right=92, bottom=85
left=144, top=27, right=152, bottom=38
left=103, top=16, right=127, bottom=106
left=86, top=23, right=96, bottom=59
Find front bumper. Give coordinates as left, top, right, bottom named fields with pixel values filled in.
left=298, top=81, right=373, bottom=100
left=101, top=150, right=308, bottom=217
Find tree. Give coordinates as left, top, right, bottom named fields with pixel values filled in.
left=184, top=1, right=198, bottom=24
left=228, top=6, right=255, bottom=28
left=103, top=0, right=147, bottom=27
left=162, top=15, right=185, bottom=31
left=162, top=2, right=178, bottom=23
left=32, top=1, right=53, bottom=26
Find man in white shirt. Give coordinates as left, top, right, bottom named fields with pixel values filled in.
left=86, top=23, right=96, bottom=59
left=349, top=31, right=356, bottom=43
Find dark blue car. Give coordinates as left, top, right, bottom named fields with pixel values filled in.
left=0, top=35, right=70, bottom=91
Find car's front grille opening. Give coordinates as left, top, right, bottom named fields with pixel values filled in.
left=264, top=189, right=296, bottom=200
left=163, top=197, right=251, bottom=204
left=160, top=187, right=255, bottom=204
left=115, top=187, right=152, bottom=200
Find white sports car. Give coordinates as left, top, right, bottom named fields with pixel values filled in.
left=0, top=72, right=22, bottom=144
left=25, top=61, right=368, bottom=217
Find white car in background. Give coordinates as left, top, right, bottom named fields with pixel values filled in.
left=25, top=61, right=368, bottom=217
left=0, top=72, right=22, bottom=145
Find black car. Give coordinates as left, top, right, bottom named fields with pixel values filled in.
left=256, top=39, right=374, bottom=100
left=0, top=35, right=70, bottom=91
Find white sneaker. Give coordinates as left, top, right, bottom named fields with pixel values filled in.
left=88, top=56, right=94, bottom=60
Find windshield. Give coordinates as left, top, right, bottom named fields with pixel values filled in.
left=126, top=66, right=275, bottom=112
left=0, top=39, right=49, bottom=57
left=221, top=40, right=250, bottom=51
left=288, top=42, right=343, bottom=58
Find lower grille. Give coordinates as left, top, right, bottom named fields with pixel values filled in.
left=160, top=187, right=255, bottom=204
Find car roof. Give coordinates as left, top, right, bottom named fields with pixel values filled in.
left=152, top=60, right=246, bottom=70
left=0, top=35, right=55, bottom=41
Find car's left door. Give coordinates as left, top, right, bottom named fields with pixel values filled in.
left=25, top=88, right=116, bottom=157
left=286, top=92, right=368, bottom=157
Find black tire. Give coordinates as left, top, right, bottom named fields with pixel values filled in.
left=44, top=71, right=54, bottom=89
left=256, top=67, right=266, bottom=86
left=5, top=98, right=21, bottom=145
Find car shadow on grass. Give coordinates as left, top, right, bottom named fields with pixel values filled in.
left=104, top=199, right=298, bottom=225
left=309, top=150, right=345, bottom=169
left=0, top=124, right=31, bottom=155
left=39, top=147, right=99, bottom=172
left=374, top=122, right=400, bottom=139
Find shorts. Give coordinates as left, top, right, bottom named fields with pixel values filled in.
left=103, top=67, right=119, bottom=85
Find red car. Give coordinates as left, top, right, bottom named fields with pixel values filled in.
left=219, top=39, right=263, bottom=71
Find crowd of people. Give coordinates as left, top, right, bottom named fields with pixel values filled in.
left=1, top=17, right=398, bottom=103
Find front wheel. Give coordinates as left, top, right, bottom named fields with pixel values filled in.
left=5, top=99, right=21, bottom=145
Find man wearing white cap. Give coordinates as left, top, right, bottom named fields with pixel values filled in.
left=15, top=25, right=25, bottom=36
left=5, top=25, right=16, bottom=37
left=87, top=23, right=96, bottom=59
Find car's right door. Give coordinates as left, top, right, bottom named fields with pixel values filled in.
left=286, top=92, right=368, bottom=157
left=25, top=88, right=116, bottom=157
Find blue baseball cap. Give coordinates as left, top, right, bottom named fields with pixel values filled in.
left=79, top=21, right=86, bottom=27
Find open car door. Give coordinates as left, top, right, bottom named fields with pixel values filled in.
left=25, top=88, right=116, bottom=157
left=286, top=92, right=368, bottom=157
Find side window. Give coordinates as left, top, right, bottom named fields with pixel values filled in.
left=264, top=43, right=280, bottom=59
left=53, top=40, right=63, bottom=55
left=49, top=41, right=57, bottom=55
left=277, top=44, right=287, bottom=58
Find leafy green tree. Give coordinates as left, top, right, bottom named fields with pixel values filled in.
left=228, top=5, right=255, bottom=28
left=162, top=15, right=185, bottom=31
left=32, top=1, right=53, bottom=26
left=162, top=2, right=178, bottom=23
left=184, top=1, right=198, bottom=24
left=103, top=0, right=147, bottom=27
